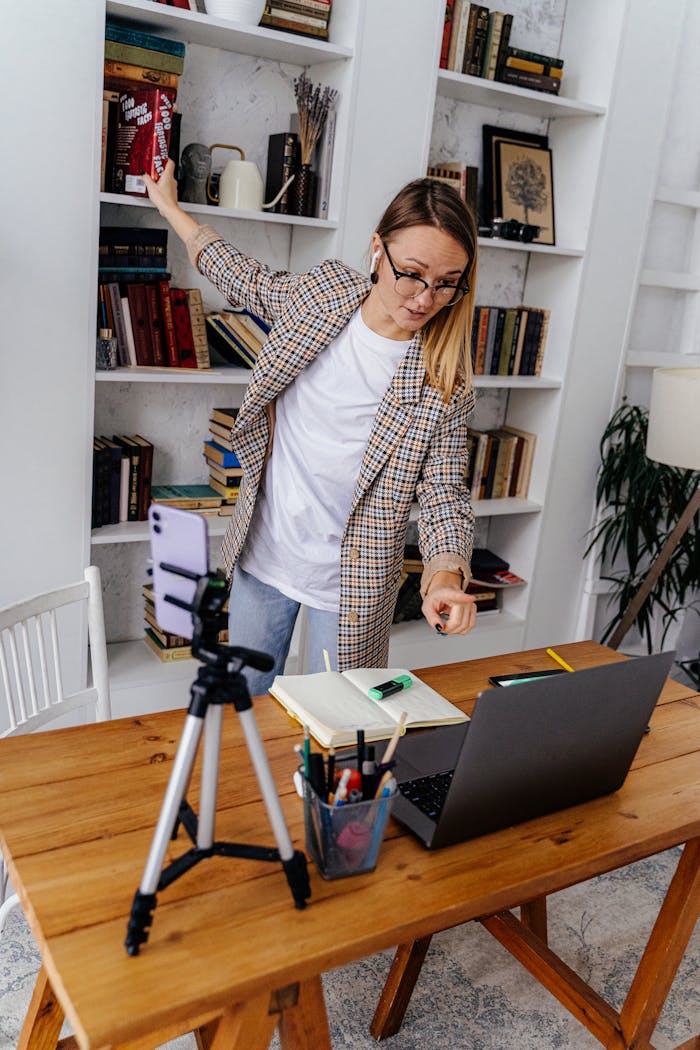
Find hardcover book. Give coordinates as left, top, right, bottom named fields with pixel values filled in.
left=203, top=440, right=240, bottom=468
left=105, top=20, right=186, bottom=57
left=270, top=667, right=467, bottom=748
left=112, top=86, right=177, bottom=197
left=170, top=287, right=197, bottom=367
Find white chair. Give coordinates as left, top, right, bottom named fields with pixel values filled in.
left=0, top=565, right=111, bottom=933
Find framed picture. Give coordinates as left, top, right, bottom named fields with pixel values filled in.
left=481, top=124, right=548, bottom=225
left=495, top=140, right=555, bottom=245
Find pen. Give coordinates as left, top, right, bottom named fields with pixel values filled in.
left=326, top=747, right=335, bottom=797
left=356, top=728, right=365, bottom=777
left=368, top=675, right=413, bottom=701
left=546, top=648, right=574, bottom=673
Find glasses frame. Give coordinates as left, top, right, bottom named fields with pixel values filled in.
left=381, top=240, right=470, bottom=305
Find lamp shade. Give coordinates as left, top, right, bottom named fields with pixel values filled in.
left=646, top=368, right=700, bottom=471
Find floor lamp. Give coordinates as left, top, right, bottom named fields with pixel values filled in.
left=608, top=368, right=700, bottom=652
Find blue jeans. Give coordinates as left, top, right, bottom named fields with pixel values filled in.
left=228, top=564, right=339, bottom=697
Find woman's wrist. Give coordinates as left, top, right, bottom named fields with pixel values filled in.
left=425, top=569, right=463, bottom=597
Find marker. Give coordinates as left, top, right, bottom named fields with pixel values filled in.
left=326, top=747, right=335, bottom=797
left=368, top=675, right=413, bottom=701
left=546, top=648, right=574, bottom=673
left=334, top=767, right=352, bottom=806
left=302, top=725, right=311, bottom=776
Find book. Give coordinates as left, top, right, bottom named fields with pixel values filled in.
left=113, top=435, right=141, bottom=521
left=125, top=283, right=153, bottom=365
left=98, top=436, right=125, bottom=523
left=132, top=434, right=154, bottom=520
left=504, top=56, right=563, bottom=78
left=447, top=0, right=471, bottom=73
left=210, top=406, right=239, bottom=427
left=144, top=627, right=192, bottom=661
left=206, top=460, right=243, bottom=486
left=105, top=283, right=129, bottom=365
left=99, top=226, right=168, bottom=268
left=259, top=13, right=330, bottom=38
left=112, top=85, right=177, bottom=197
left=157, top=278, right=179, bottom=366
left=104, top=40, right=185, bottom=76
left=231, top=308, right=270, bottom=342
left=105, top=20, right=186, bottom=57
left=150, top=484, right=222, bottom=509
left=464, top=4, right=489, bottom=76
left=220, top=311, right=264, bottom=356
left=144, top=283, right=167, bottom=366
left=505, top=46, right=563, bottom=72
left=269, top=667, right=468, bottom=748
left=494, top=11, right=512, bottom=80
left=170, top=287, right=197, bottom=367
left=120, top=295, right=138, bottom=366
left=205, top=313, right=256, bottom=368
left=315, top=108, right=336, bottom=220
left=103, top=59, right=180, bottom=90
left=203, top=440, right=240, bottom=468
left=439, top=0, right=456, bottom=69
left=185, top=288, right=210, bottom=368
left=209, top=419, right=237, bottom=444
left=481, top=10, right=504, bottom=79
left=208, top=476, right=240, bottom=500
left=500, top=68, right=561, bottom=94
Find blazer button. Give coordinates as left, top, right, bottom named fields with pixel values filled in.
left=348, top=612, right=359, bottom=624
left=348, top=548, right=360, bottom=561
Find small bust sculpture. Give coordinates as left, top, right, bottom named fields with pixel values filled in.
left=179, top=143, right=212, bottom=205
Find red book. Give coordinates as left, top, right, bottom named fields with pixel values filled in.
left=112, top=85, right=176, bottom=197
left=440, top=0, right=456, bottom=69
left=158, top=279, right=179, bottom=366
left=144, top=283, right=167, bottom=366
left=125, top=283, right=153, bottom=365
left=170, top=287, right=197, bottom=368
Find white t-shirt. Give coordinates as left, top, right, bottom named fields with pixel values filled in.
left=239, top=308, right=411, bottom=610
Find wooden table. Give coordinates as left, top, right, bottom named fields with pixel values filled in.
left=2, top=641, right=699, bottom=1050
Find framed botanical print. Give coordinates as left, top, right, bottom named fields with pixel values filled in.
left=481, top=124, right=548, bottom=225
left=495, top=140, right=555, bottom=245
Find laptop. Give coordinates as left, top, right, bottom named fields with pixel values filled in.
left=384, top=651, right=675, bottom=850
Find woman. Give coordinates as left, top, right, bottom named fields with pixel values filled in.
left=143, top=160, right=479, bottom=694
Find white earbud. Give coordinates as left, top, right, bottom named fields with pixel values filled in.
left=370, top=249, right=381, bottom=273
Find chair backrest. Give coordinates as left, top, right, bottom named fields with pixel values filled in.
left=0, top=566, right=111, bottom=737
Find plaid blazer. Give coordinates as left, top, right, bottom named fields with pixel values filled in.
left=189, top=227, right=475, bottom=670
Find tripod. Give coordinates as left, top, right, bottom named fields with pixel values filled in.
left=125, top=569, right=310, bottom=956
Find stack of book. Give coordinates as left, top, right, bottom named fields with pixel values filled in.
left=426, top=162, right=478, bottom=216
left=204, top=408, right=242, bottom=507
left=392, top=544, right=498, bottom=624
left=98, top=227, right=210, bottom=369
left=470, top=305, right=550, bottom=377
left=260, top=0, right=332, bottom=40
left=143, top=582, right=229, bottom=662
left=440, top=3, right=563, bottom=94
left=205, top=310, right=269, bottom=369
left=150, top=484, right=225, bottom=515
left=466, top=425, right=536, bottom=501
left=102, top=19, right=185, bottom=196
left=92, top=434, right=153, bottom=528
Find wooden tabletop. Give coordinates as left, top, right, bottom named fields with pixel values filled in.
left=1, top=641, right=699, bottom=1048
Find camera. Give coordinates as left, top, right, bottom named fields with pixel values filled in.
left=479, top=218, right=541, bottom=243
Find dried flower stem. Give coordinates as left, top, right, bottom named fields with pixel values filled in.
left=293, top=73, right=338, bottom=165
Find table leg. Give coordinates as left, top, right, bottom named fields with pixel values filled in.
left=369, top=935, right=433, bottom=1040
left=195, top=977, right=331, bottom=1050
left=520, top=896, right=548, bottom=944
left=615, top=837, right=700, bottom=1049
left=17, top=966, right=64, bottom=1050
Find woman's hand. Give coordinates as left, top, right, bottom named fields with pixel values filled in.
left=422, top=572, right=477, bottom=636
left=141, top=157, right=201, bottom=244
left=141, top=158, right=179, bottom=218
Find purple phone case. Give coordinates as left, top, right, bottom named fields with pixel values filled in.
left=149, top=505, right=209, bottom=640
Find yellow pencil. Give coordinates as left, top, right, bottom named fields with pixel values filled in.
left=546, top=647, right=574, bottom=673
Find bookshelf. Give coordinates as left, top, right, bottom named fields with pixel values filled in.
left=5, top=0, right=684, bottom=713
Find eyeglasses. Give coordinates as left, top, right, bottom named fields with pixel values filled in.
left=381, top=241, right=470, bottom=305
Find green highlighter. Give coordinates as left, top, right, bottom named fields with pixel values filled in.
left=368, top=675, right=413, bottom=701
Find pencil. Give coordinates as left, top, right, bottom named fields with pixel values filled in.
left=382, top=711, right=408, bottom=766
left=546, top=648, right=574, bottom=673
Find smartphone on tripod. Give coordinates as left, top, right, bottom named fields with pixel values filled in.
left=148, top=504, right=209, bottom=640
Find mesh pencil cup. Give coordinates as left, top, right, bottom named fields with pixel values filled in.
left=302, top=774, right=396, bottom=880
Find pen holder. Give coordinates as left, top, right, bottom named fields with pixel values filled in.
left=302, top=775, right=396, bottom=880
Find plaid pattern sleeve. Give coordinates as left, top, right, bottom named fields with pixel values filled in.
left=415, top=390, right=476, bottom=599
left=192, top=228, right=302, bottom=328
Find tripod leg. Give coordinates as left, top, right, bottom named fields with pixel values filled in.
left=238, top=708, right=310, bottom=910
left=198, top=704, right=223, bottom=849
left=140, top=714, right=204, bottom=893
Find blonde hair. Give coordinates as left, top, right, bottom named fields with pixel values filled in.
left=374, top=178, right=478, bottom=401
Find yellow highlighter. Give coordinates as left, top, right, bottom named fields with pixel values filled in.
left=546, top=648, right=574, bottom=673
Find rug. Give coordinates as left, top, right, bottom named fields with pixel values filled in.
left=1, top=847, right=698, bottom=1049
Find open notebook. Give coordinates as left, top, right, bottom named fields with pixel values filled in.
left=269, top=667, right=467, bottom=748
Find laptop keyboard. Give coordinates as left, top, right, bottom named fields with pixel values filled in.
left=398, top=769, right=454, bottom=821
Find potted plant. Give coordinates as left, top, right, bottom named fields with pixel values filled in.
left=586, top=399, right=700, bottom=652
